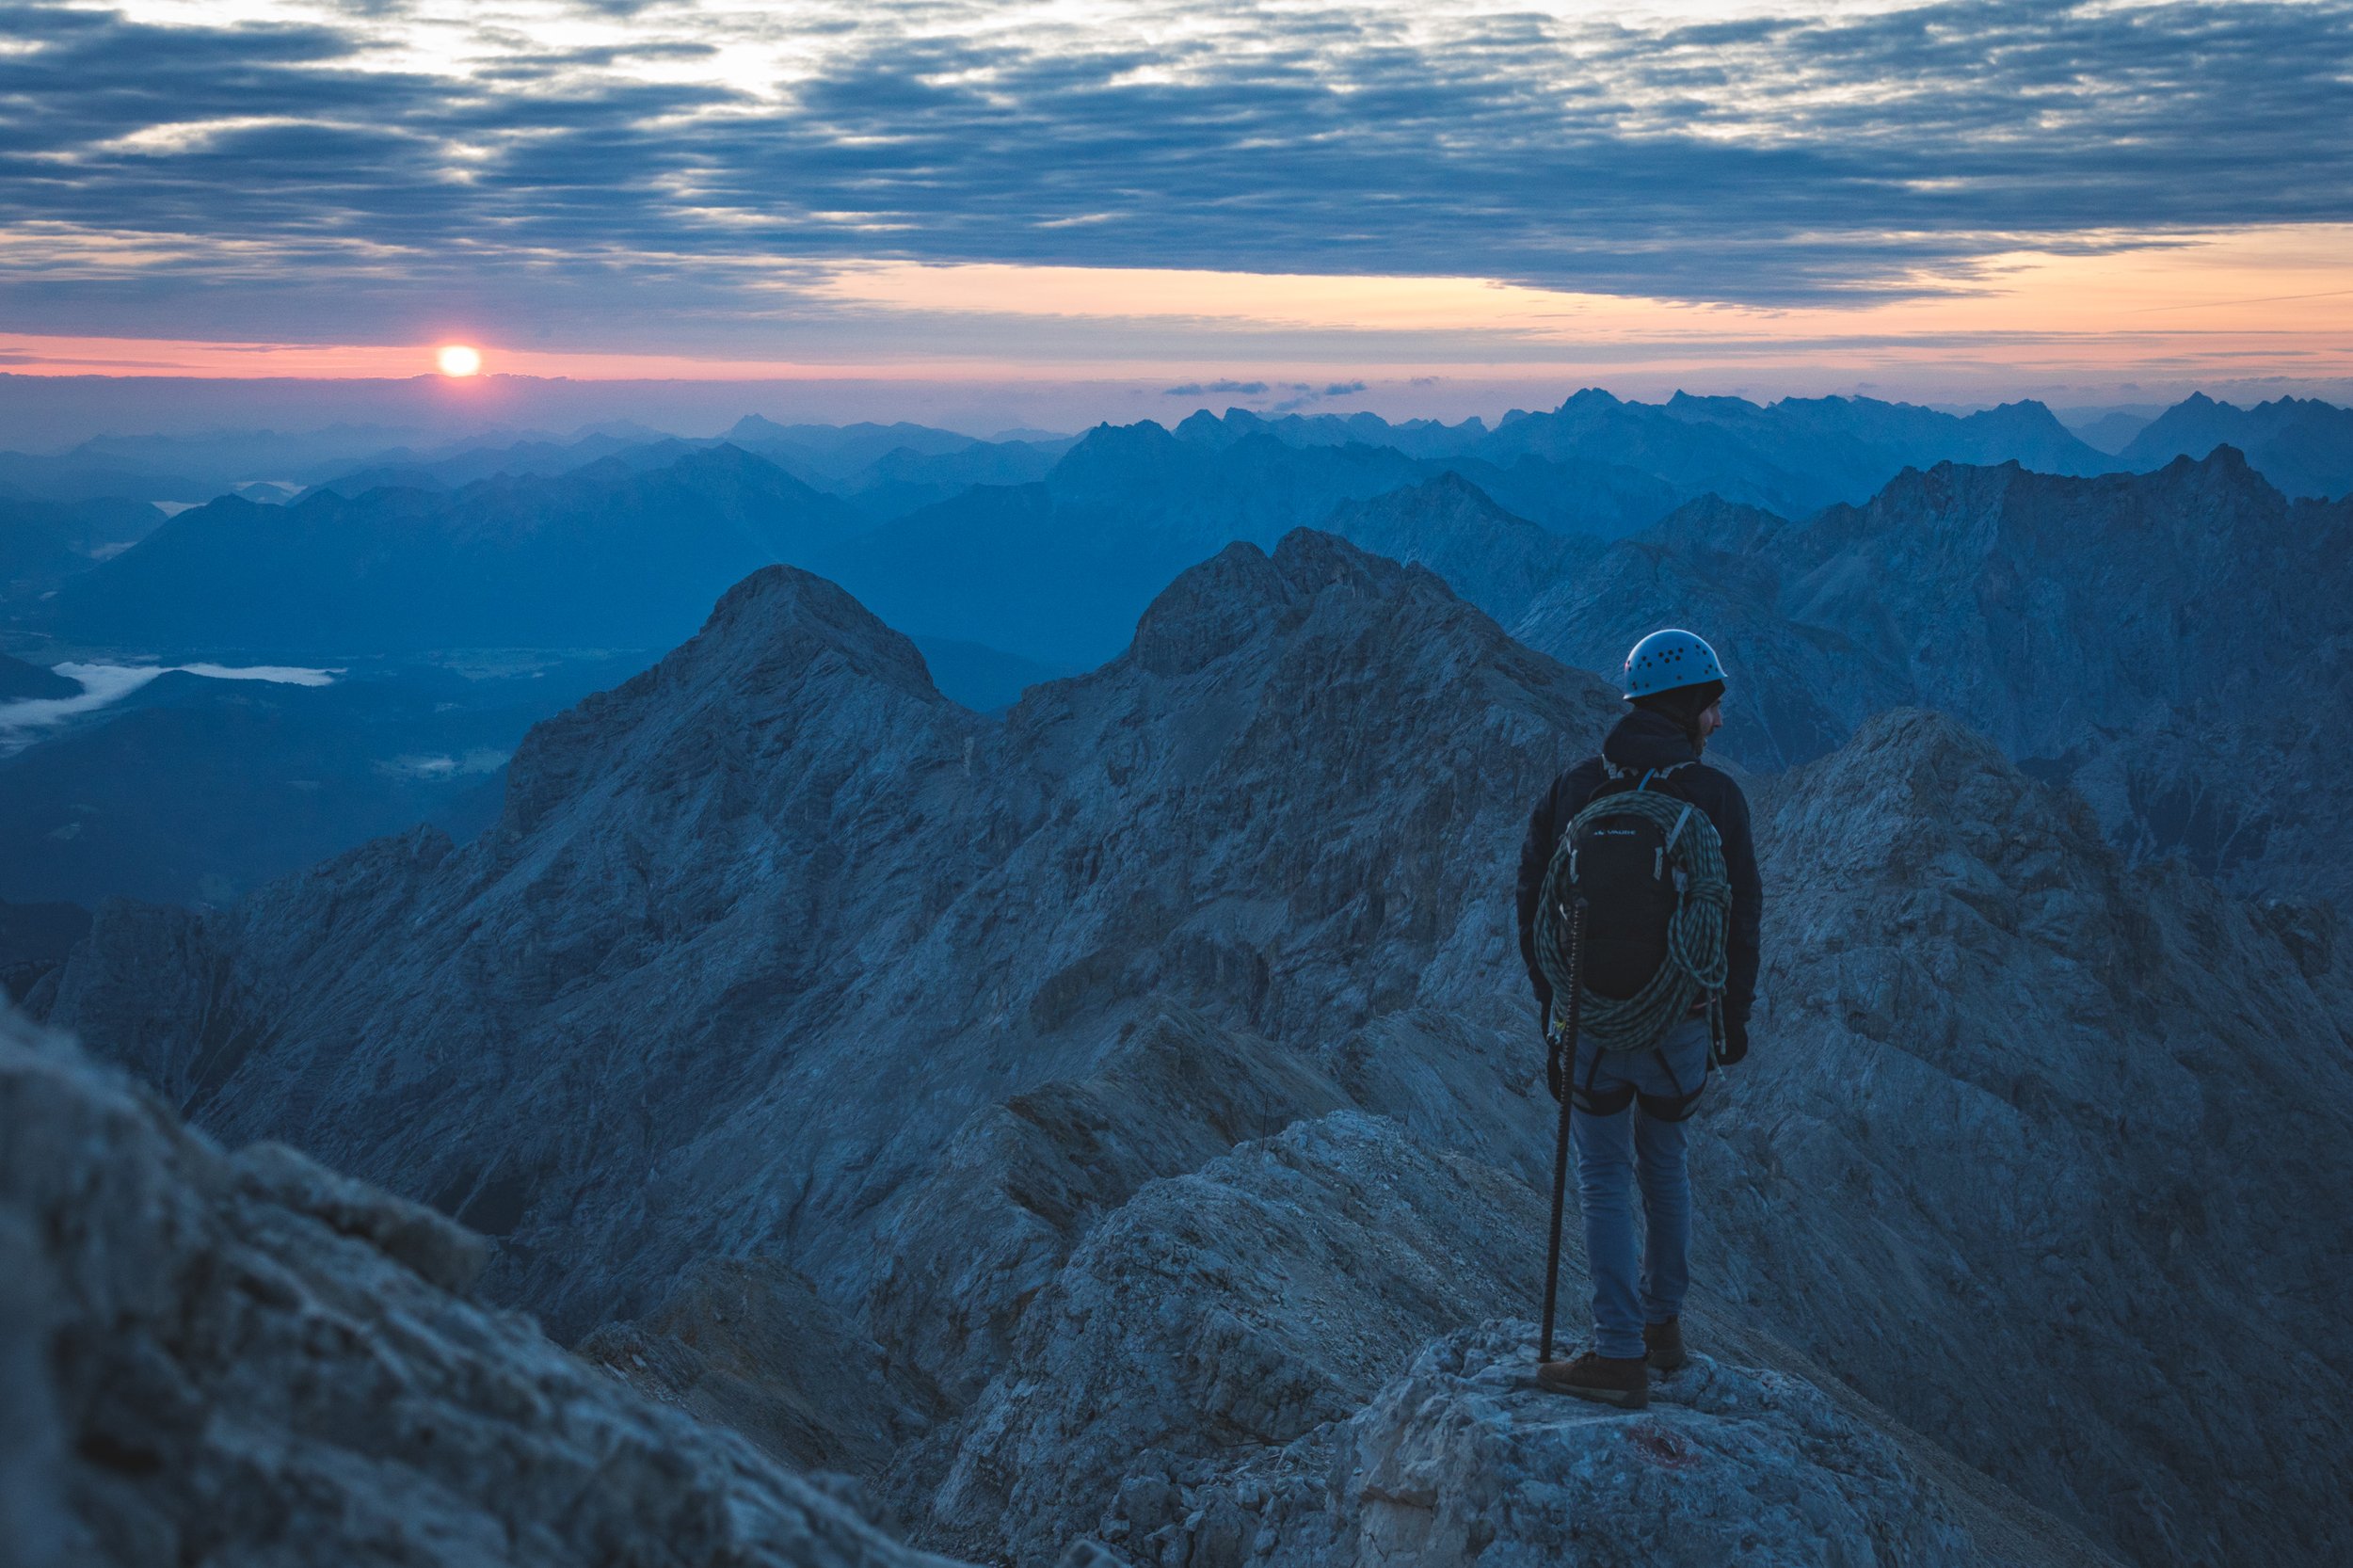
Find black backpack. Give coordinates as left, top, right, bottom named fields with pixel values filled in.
left=1534, top=760, right=1729, bottom=1053
left=1557, top=768, right=1689, bottom=997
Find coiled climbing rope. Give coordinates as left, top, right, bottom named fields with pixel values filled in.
left=1534, top=786, right=1731, bottom=1054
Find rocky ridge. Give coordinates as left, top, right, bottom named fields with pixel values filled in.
left=1314, top=472, right=1598, bottom=625
left=36, top=535, right=2353, bottom=1568
left=1721, top=710, right=2353, bottom=1566
left=39, top=532, right=1621, bottom=1351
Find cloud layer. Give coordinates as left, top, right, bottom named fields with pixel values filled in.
left=3, top=0, right=2350, bottom=349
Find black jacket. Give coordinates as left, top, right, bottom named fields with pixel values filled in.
left=1514, top=709, right=1763, bottom=1023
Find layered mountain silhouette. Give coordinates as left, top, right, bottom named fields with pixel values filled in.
left=0, top=495, right=162, bottom=595
left=1182, top=389, right=2353, bottom=512
left=298, top=430, right=682, bottom=500
left=1515, top=447, right=2353, bottom=903
left=44, top=445, right=865, bottom=654
left=1177, top=388, right=2113, bottom=516
left=299, top=419, right=1080, bottom=524
left=30, top=418, right=2353, bottom=922
left=2118, top=393, right=2353, bottom=500
left=0, top=424, right=442, bottom=504
left=36, top=534, right=2352, bottom=1568
left=801, top=423, right=1431, bottom=664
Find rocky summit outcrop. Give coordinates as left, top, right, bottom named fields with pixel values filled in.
left=3, top=995, right=2107, bottom=1568
left=889, top=1105, right=2110, bottom=1568
left=1236, top=1327, right=1982, bottom=1568
left=885, top=709, right=2353, bottom=1568
left=1515, top=450, right=2353, bottom=905
left=902, top=1110, right=1557, bottom=1563
left=0, top=1002, right=960, bottom=1568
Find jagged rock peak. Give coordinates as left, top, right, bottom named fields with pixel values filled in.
left=499, top=563, right=947, bottom=836
left=2154, top=440, right=2253, bottom=479
left=692, top=562, right=940, bottom=697
left=1124, top=528, right=1455, bottom=678
left=1648, top=491, right=1790, bottom=552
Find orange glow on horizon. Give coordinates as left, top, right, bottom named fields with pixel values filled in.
left=2, top=224, right=2347, bottom=392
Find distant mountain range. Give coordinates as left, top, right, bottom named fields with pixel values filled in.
left=1513, top=445, right=2353, bottom=904
left=1169, top=388, right=2353, bottom=511
left=15, top=389, right=2351, bottom=917
left=2114, top=393, right=2353, bottom=500
left=44, top=445, right=866, bottom=654
left=4, top=392, right=2345, bottom=523
left=294, top=417, right=1080, bottom=525
left=28, top=415, right=2352, bottom=910
left=1211, top=389, right=2110, bottom=513
left=0, top=495, right=162, bottom=595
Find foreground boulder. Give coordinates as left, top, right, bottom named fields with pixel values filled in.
left=0, top=1004, right=959, bottom=1568
left=1253, top=1326, right=1983, bottom=1568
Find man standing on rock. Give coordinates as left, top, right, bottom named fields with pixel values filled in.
left=1514, top=629, right=1763, bottom=1407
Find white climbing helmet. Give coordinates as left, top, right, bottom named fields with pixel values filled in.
left=1622, top=629, right=1726, bottom=700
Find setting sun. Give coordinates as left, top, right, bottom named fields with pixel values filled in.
left=437, top=344, right=482, bottom=377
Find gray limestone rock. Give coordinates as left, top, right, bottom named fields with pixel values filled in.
left=895, top=1102, right=2112, bottom=1568
left=0, top=1002, right=964, bottom=1568
left=1254, top=1325, right=1982, bottom=1568
left=901, top=1111, right=1558, bottom=1564
left=579, top=1255, right=940, bottom=1479
left=862, top=1007, right=1351, bottom=1407
left=1713, top=708, right=2353, bottom=1567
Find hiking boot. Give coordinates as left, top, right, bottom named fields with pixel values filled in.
left=1536, top=1352, right=1650, bottom=1408
left=1644, top=1319, right=1688, bottom=1372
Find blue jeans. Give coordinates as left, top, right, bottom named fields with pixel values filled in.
left=1570, top=1016, right=1711, bottom=1359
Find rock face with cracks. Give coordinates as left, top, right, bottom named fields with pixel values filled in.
left=1708, top=709, right=2353, bottom=1568
left=0, top=1003, right=961, bottom=1568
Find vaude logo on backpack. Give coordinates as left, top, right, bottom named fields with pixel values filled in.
left=1534, top=764, right=1732, bottom=1059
